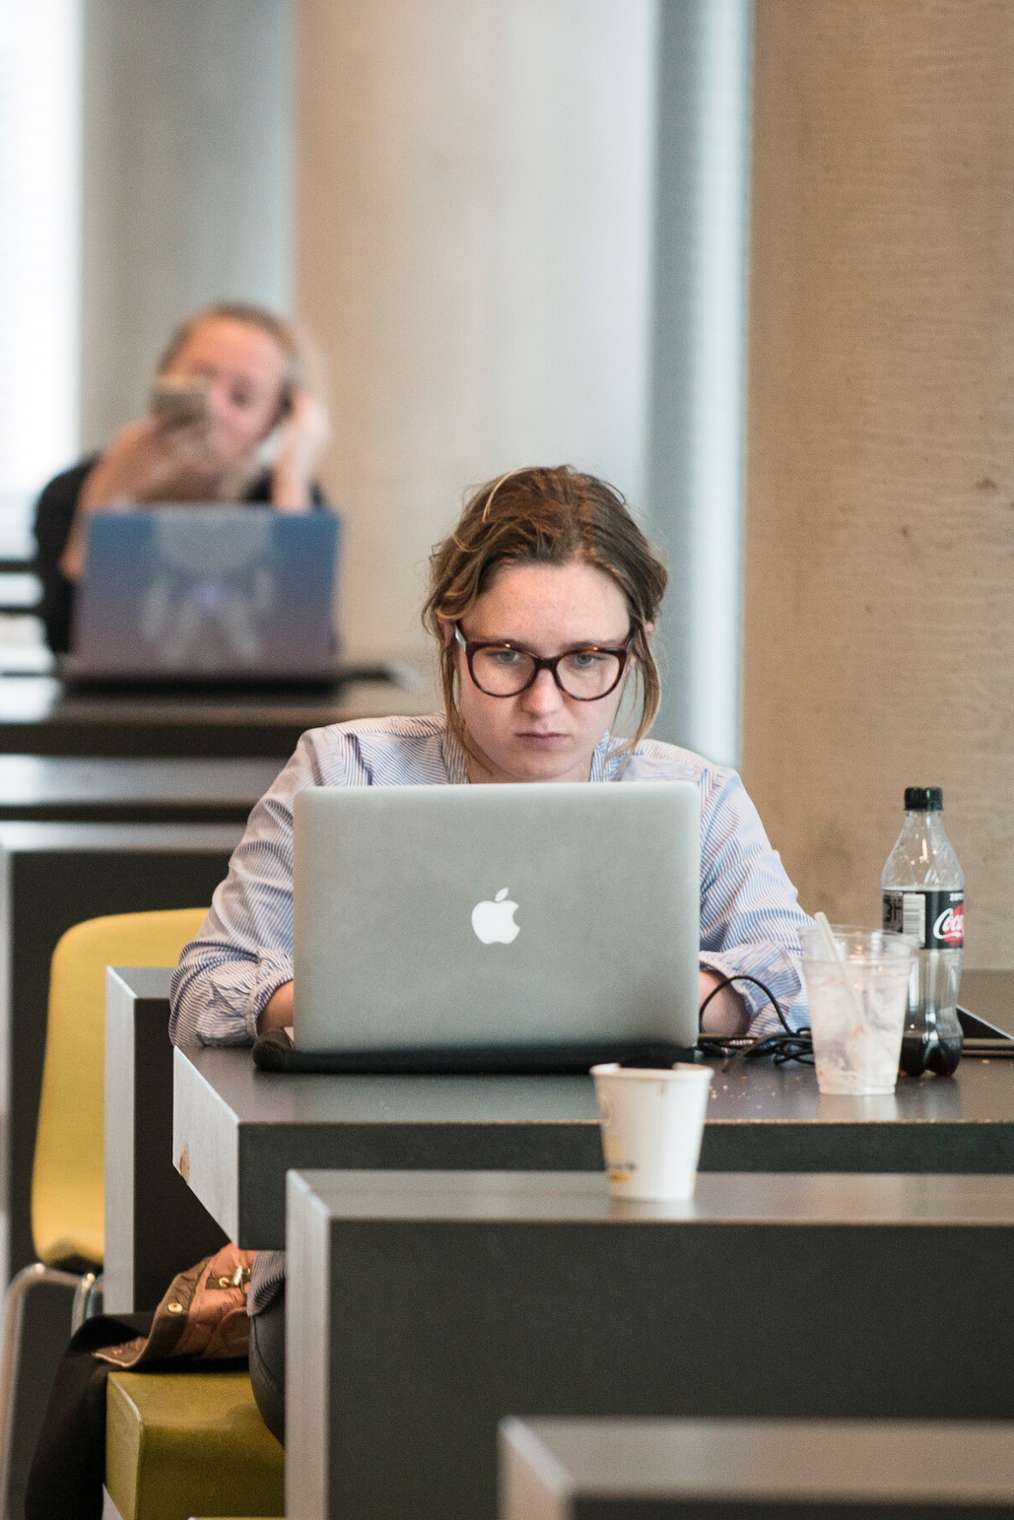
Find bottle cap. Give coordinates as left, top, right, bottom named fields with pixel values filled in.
left=904, top=786, right=943, bottom=811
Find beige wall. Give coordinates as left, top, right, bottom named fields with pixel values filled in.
left=742, top=0, right=1014, bottom=966
left=295, top=0, right=658, bottom=678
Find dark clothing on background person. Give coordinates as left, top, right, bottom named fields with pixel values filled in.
left=248, top=1283, right=285, bottom=1442
left=26, top=1311, right=153, bottom=1520
left=32, top=458, right=326, bottom=654
left=27, top=1246, right=270, bottom=1517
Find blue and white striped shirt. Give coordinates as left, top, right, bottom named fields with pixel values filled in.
left=169, top=714, right=812, bottom=1047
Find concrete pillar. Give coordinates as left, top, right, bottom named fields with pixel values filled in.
left=295, top=0, right=658, bottom=668
left=79, top=0, right=292, bottom=449
left=742, top=1, right=1014, bottom=965
left=648, top=0, right=753, bottom=759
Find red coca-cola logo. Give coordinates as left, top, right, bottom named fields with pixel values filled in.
left=933, top=904, right=964, bottom=945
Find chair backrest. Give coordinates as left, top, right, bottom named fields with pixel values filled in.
left=31, top=908, right=207, bottom=1268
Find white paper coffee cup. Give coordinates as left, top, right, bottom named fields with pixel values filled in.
left=591, top=1062, right=713, bottom=1201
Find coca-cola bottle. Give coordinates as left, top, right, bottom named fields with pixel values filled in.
left=881, top=786, right=965, bottom=1076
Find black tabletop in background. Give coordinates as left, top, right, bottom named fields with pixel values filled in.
left=0, top=753, right=287, bottom=823
left=0, top=668, right=425, bottom=757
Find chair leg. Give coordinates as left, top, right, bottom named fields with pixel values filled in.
left=71, top=1272, right=102, bottom=1336
left=0, top=1263, right=82, bottom=1520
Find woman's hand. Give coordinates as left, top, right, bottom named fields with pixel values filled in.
left=258, top=980, right=294, bottom=1032
left=698, top=969, right=748, bottom=1036
left=269, top=387, right=330, bottom=511
left=58, top=415, right=237, bottom=581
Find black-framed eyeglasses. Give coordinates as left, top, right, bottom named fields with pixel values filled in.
left=454, top=623, right=635, bottom=701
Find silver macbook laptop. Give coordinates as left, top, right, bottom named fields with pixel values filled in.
left=65, top=506, right=341, bottom=685
left=293, top=779, right=701, bottom=1071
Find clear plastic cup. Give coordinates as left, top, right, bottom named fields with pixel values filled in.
left=591, top=1062, right=713, bottom=1200
left=799, top=924, right=914, bottom=1096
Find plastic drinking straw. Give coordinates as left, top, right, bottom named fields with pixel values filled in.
left=814, top=910, right=864, bottom=1025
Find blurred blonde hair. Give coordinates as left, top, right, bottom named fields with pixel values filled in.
left=156, top=300, right=314, bottom=416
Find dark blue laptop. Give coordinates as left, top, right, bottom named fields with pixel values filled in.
left=65, top=506, right=341, bottom=687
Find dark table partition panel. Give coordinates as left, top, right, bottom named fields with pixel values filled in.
left=498, top=1417, right=1014, bottom=1518
left=286, top=1168, right=1014, bottom=1520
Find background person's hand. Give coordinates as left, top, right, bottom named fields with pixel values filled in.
left=58, top=414, right=246, bottom=580
left=698, top=969, right=748, bottom=1036
left=269, top=386, right=331, bottom=510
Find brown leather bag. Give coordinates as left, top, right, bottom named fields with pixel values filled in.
left=94, top=1245, right=257, bottom=1368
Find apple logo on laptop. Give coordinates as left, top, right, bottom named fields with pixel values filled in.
left=471, top=887, right=520, bottom=945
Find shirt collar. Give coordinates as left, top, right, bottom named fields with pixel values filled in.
left=591, top=731, right=632, bottom=781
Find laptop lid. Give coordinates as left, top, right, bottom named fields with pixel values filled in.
left=293, top=780, right=701, bottom=1069
left=68, top=506, right=341, bottom=683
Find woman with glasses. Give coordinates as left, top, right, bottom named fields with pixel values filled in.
left=166, top=463, right=811, bottom=1444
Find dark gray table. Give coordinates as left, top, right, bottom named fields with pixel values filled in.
left=0, top=670, right=419, bottom=756
left=105, top=968, right=227, bottom=1315
left=173, top=970, right=1014, bottom=1248
left=0, top=753, right=285, bottom=823
left=499, top=1417, right=1014, bottom=1519
left=285, top=1168, right=1014, bottom=1520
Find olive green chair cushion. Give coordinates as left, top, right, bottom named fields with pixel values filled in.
left=106, top=1370, right=283, bottom=1520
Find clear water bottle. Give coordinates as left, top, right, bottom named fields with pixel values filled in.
left=881, top=786, right=965, bottom=1076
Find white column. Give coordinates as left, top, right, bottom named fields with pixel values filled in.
left=295, top=0, right=658, bottom=667
left=79, top=0, right=293, bottom=449
left=647, top=0, right=754, bottom=760
left=0, top=3, right=82, bottom=494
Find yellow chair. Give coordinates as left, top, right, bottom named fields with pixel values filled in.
left=32, top=908, right=207, bottom=1270
left=0, top=908, right=207, bottom=1511
left=106, top=1371, right=284, bottom=1520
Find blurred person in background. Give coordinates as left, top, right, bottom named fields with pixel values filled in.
left=33, top=301, right=330, bottom=652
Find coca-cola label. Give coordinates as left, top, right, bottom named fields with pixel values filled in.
left=882, top=890, right=964, bottom=950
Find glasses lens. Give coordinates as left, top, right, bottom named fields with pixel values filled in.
left=556, top=650, right=623, bottom=699
left=471, top=646, right=537, bottom=695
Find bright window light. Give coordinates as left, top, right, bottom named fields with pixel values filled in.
left=0, top=2, right=81, bottom=503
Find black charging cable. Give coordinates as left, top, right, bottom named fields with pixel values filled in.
left=697, top=973, right=813, bottom=1069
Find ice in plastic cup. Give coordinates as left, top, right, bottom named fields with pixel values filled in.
left=591, top=1062, right=713, bottom=1201
left=799, top=924, right=914, bottom=1096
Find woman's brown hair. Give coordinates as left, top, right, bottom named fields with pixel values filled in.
left=422, top=465, right=668, bottom=755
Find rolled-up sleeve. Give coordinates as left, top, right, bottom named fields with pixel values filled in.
left=170, top=730, right=329, bottom=1046
left=696, top=768, right=813, bottom=1038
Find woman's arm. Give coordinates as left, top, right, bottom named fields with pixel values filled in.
left=169, top=733, right=327, bottom=1047
left=697, top=768, right=813, bottom=1039
left=698, top=969, right=749, bottom=1036
left=259, top=980, right=294, bottom=1031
